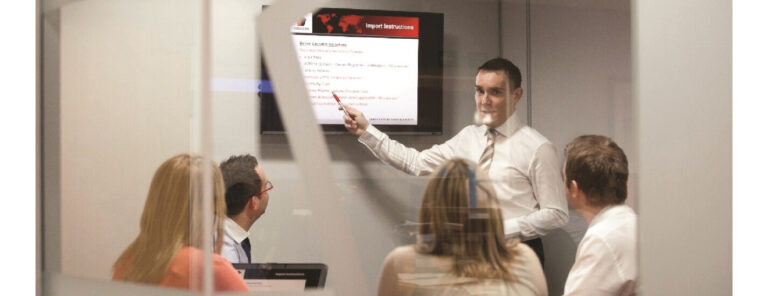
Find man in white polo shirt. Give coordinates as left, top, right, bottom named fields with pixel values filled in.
left=219, top=154, right=273, bottom=264
left=562, top=135, right=637, bottom=295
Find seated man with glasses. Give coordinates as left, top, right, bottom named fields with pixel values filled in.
left=219, top=154, right=274, bottom=264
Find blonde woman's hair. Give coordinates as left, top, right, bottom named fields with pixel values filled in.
left=113, top=154, right=227, bottom=284
left=417, top=158, right=519, bottom=281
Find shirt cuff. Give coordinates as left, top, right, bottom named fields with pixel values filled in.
left=358, top=125, right=384, bottom=146
left=504, top=218, right=521, bottom=240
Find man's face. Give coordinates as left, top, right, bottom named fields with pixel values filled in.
left=254, top=165, right=270, bottom=218
left=475, top=70, right=522, bottom=128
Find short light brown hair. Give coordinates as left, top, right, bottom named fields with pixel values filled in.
left=564, top=135, right=628, bottom=207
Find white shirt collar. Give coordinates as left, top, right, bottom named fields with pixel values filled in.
left=224, top=217, right=250, bottom=242
left=589, top=204, right=630, bottom=227
left=485, top=110, right=524, bottom=138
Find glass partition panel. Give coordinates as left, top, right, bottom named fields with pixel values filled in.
left=42, top=0, right=233, bottom=294
left=43, top=0, right=634, bottom=295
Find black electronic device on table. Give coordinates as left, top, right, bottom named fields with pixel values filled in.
left=232, top=263, right=328, bottom=291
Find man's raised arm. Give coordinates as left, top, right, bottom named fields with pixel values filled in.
left=341, top=104, right=457, bottom=176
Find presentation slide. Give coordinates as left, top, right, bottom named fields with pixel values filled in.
left=291, top=13, right=420, bottom=125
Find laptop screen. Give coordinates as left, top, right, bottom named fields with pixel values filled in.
left=232, top=263, right=327, bottom=292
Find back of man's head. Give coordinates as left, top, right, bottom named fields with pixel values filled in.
left=564, top=135, right=628, bottom=207
left=219, top=154, right=261, bottom=217
left=477, top=57, right=522, bottom=89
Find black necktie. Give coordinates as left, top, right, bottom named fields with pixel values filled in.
left=241, top=237, right=252, bottom=263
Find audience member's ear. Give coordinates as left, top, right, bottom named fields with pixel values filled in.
left=248, top=195, right=260, bottom=210
left=567, top=180, right=579, bottom=197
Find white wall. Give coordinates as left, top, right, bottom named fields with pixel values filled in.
left=55, top=0, right=196, bottom=278
left=635, top=0, right=732, bottom=294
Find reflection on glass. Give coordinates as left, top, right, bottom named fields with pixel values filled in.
left=377, top=158, right=547, bottom=296
left=42, top=0, right=638, bottom=293
left=112, top=154, right=249, bottom=292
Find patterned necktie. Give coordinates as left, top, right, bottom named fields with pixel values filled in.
left=479, top=128, right=496, bottom=172
left=241, top=237, right=252, bottom=263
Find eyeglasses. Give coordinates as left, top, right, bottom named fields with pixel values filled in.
left=258, top=181, right=273, bottom=195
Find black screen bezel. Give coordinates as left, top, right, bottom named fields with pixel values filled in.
left=259, top=8, right=444, bottom=135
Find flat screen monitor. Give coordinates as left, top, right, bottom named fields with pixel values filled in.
left=232, top=263, right=328, bottom=292
left=259, top=8, right=444, bottom=135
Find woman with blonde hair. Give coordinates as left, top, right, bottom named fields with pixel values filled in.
left=378, top=158, right=547, bottom=295
left=113, top=154, right=248, bottom=292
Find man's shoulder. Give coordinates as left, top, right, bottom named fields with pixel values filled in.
left=584, top=206, right=637, bottom=250
left=580, top=205, right=638, bottom=283
left=597, top=205, right=637, bottom=228
left=498, top=123, right=553, bottom=158
left=515, top=125, right=552, bottom=146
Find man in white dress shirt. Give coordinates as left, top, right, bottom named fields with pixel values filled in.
left=562, top=135, right=637, bottom=295
left=219, top=154, right=273, bottom=264
left=341, top=57, right=568, bottom=263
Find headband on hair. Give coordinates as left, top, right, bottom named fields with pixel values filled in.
left=438, top=164, right=477, bottom=209
left=468, top=169, right=477, bottom=208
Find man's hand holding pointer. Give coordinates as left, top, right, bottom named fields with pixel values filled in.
left=339, top=104, right=369, bottom=137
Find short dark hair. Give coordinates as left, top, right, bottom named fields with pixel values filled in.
left=477, top=57, right=522, bottom=89
left=219, top=154, right=262, bottom=216
left=564, top=135, right=628, bottom=207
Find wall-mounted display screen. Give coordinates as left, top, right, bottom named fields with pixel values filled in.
left=259, top=8, right=444, bottom=134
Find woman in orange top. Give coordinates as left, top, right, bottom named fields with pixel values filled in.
left=113, top=154, right=249, bottom=292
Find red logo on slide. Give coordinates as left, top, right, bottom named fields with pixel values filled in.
left=339, top=15, right=365, bottom=34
